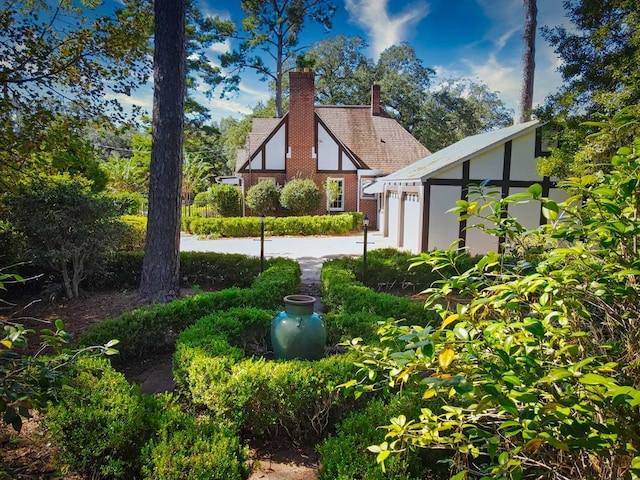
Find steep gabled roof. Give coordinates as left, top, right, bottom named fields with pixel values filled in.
left=381, top=120, right=541, bottom=182
left=316, top=106, right=430, bottom=173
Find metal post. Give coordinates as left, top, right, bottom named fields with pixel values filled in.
left=260, top=214, right=265, bottom=273
left=363, top=215, right=369, bottom=279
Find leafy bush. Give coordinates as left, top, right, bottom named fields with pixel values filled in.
left=117, top=214, right=147, bottom=251
left=280, top=178, right=321, bottom=215
left=174, top=308, right=360, bottom=443
left=90, top=251, right=266, bottom=290
left=245, top=181, right=280, bottom=215
left=318, top=395, right=445, bottom=480
left=45, top=356, right=159, bottom=479
left=142, top=398, right=250, bottom=480
left=342, top=139, right=640, bottom=478
left=79, top=259, right=300, bottom=362
left=211, top=184, right=242, bottom=217
left=3, top=174, right=125, bottom=298
left=320, top=261, right=437, bottom=325
left=193, top=191, right=213, bottom=208
left=182, top=213, right=360, bottom=238
left=105, top=191, right=144, bottom=215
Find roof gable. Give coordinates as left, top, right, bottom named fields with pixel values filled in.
left=382, top=120, right=541, bottom=182
left=316, top=106, right=430, bottom=173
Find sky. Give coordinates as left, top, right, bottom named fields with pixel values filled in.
left=120, top=0, right=570, bottom=123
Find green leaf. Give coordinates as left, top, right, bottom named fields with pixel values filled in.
left=527, top=183, right=543, bottom=198
left=524, top=321, right=544, bottom=337
left=542, top=200, right=559, bottom=220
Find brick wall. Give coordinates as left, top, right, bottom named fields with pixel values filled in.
left=287, top=71, right=316, bottom=182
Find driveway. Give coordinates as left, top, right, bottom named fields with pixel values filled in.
left=180, top=231, right=401, bottom=283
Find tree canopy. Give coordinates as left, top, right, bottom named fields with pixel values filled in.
left=221, top=0, right=337, bottom=118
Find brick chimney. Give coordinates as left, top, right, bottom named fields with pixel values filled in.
left=371, top=82, right=381, bottom=116
left=288, top=71, right=316, bottom=180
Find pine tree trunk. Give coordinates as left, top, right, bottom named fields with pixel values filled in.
left=139, top=0, right=186, bottom=303
left=519, top=0, right=537, bottom=123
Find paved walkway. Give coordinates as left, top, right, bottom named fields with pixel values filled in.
left=180, top=231, right=401, bottom=284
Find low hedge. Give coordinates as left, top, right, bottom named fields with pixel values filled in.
left=329, top=248, right=480, bottom=292
left=318, top=394, right=448, bottom=480
left=45, top=356, right=250, bottom=480
left=89, top=251, right=274, bottom=290
left=79, top=259, right=300, bottom=361
left=182, top=212, right=363, bottom=238
left=320, top=261, right=438, bottom=325
left=174, top=308, right=362, bottom=443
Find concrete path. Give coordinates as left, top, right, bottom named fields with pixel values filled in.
left=180, top=231, right=401, bottom=284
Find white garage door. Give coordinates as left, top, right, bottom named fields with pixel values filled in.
left=402, top=193, right=421, bottom=253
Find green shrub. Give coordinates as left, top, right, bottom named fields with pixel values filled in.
left=79, top=259, right=299, bottom=362
left=280, top=178, right=321, bottom=215
left=175, top=308, right=360, bottom=443
left=181, top=213, right=361, bottom=237
left=142, top=398, right=250, bottom=480
left=193, top=191, right=213, bottom=208
left=3, top=174, right=125, bottom=298
left=211, top=184, right=242, bottom=217
left=324, top=312, right=387, bottom=345
left=318, top=395, right=445, bottom=480
left=105, top=192, right=144, bottom=215
left=117, top=215, right=147, bottom=251
left=320, top=261, right=436, bottom=325
left=245, top=181, right=280, bottom=215
left=90, top=251, right=266, bottom=290
left=45, top=356, right=159, bottom=479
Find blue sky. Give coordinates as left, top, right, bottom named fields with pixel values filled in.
left=119, top=0, right=569, bottom=123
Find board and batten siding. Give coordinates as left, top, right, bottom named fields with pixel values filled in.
left=383, top=126, right=567, bottom=255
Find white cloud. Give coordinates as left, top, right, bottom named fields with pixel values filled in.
left=345, top=0, right=430, bottom=57
left=106, top=92, right=153, bottom=109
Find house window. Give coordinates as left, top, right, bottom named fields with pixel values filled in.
left=326, top=178, right=344, bottom=211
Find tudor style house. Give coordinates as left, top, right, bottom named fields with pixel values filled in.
left=235, top=71, right=431, bottom=227
left=368, top=120, right=566, bottom=254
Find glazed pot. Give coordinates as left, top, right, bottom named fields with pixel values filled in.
left=271, top=295, right=326, bottom=360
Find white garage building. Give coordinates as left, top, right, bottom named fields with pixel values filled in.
left=371, top=120, right=565, bottom=254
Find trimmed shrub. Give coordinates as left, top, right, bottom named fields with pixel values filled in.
left=142, top=398, right=250, bottom=480
left=211, top=184, right=242, bottom=217
left=318, top=395, right=446, bottom=480
left=245, top=181, right=280, bottom=215
left=320, top=260, right=437, bottom=325
left=174, top=308, right=361, bottom=443
left=79, top=259, right=300, bottom=362
left=280, top=178, right=321, bottom=215
left=117, top=215, right=147, bottom=251
left=44, top=356, right=159, bottom=479
left=193, top=191, right=213, bottom=208
left=105, top=192, right=144, bottom=215
left=181, top=213, right=360, bottom=238
left=89, top=251, right=267, bottom=290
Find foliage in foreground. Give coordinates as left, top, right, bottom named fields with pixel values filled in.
left=342, top=139, right=640, bottom=479
left=1, top=271, right=118, bottom=432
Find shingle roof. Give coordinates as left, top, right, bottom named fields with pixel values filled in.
left=316, top=106, right=430, bottom=173
left=381, top=120, right=541, bottom=182
left=239, top=107, right=430, bottom=174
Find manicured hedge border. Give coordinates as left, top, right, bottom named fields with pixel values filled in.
left=320, top=258, right=438, bottom=325
left=174, top=308, right=363, bottom=444
left=182, top=212, right=363, bottom=238
left=79, top=258, right=300, bottom=361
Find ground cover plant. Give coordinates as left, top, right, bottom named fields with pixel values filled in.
left=339, top=137, right=640, bottom=479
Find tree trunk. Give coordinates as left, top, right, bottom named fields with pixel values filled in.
left=139, top=0, right=186, bottom=303
left=519, top=0, right=537, bottom=123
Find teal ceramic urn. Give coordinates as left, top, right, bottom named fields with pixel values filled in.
left=271, top=295, right=326, bottom=360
